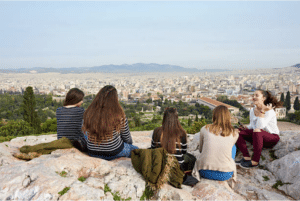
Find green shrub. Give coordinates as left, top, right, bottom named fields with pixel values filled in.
left=272, top=180, right=284, bottom=189
left=0, top=136, right=16, bottom=143
left=186, top=119, right=207, bottom=134
left=78, top=176, right=86, bottom=182
left=0, top=120, right=36, bottom=137
left=56, top=170, right=67, bottom=177
left=41, top=118, right=57, bottom=133
left=263, top=176, right=270, bottom=181
left=58, top=187, right=70, bottom=195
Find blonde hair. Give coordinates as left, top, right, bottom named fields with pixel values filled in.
left=208, top=105, right=236, bottom=137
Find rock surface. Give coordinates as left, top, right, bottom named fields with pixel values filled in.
left=0, top=129, right=299, bottom=200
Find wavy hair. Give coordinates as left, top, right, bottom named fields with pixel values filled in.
left=259, top=90, right=283, bottom=108
left=153, top=107, right=187, bottom=154
left=208, top=105, right=236, bottom=137
left=82, top=85, right=125, bottom=144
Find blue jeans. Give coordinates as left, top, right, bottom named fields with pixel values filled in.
left=199, top=145, right=236, bottom=181
left=83, top=135, right=139, bottom=160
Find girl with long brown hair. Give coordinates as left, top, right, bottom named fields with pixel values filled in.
left=194, top=105, right=239, bottom=182
left=236, top=90, right=282, bottom=168
left=82, top=85, right=138, bottom=160
left=151, top=107, right=188, bottom=169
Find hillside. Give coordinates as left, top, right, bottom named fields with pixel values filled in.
left=1, top=126, right=300, bottom=200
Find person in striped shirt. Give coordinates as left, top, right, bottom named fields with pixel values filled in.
left=82, top=85, right=138, bottom=160
left=56, top=88, right=87, bottom=151
left=151, top=107, right=188, bottom=170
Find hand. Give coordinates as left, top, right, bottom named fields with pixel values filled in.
left=265, top=103, right=274, bottom=111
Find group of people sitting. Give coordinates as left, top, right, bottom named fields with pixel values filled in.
left=56, top=85, right=282, bottom=184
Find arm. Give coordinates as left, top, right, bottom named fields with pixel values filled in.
left=199, top=126, right=205, bottom=153
left=120, top=118, right=133, bottom=144
left=181, top=135, right=187, bottom=154
left=247, top=108, right=254, bottom=129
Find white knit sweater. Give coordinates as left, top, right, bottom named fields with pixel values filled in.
left=247, top=107, right=280, bottom=135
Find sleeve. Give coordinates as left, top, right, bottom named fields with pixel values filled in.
left=120, top=118, right=133, bottom=144
left=256, top=110, right=275, bottom=129
left=247, top=108, right=254, bottom=129
left=181, top=136, right=187, bottom=154
left=199, top=126, right=205, bottom=153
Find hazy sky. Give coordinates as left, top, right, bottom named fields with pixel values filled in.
left=0, top=1, right=299, bottom=70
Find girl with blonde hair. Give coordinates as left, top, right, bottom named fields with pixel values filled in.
left=194, top=105, right=239, bottom=181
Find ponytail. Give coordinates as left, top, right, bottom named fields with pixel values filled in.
left=261, top=90, right=283, bottom=108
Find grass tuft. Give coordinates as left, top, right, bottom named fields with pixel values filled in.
left=56, top=170, right=67, bottom=177
left=269, top=150, right=278, bottom=160
left=261, top=155, right=266, bottom=161
left=262, top=176, right=270, bottom=181
left=104, top=184, right=131, bottom=201
left=140, top=185, right=154, bottom=201
left=272, top=180, right=284, bottom=189
left=78, top=176, right=86, bottom=182
left=58, top=187, right=70, bottom=196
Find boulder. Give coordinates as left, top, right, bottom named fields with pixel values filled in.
left=266, top=150, right=300, bottom=200
left=0, top=131, right=299, bottom=200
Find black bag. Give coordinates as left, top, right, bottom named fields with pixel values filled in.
left=181, top=153, right=197, bottom=172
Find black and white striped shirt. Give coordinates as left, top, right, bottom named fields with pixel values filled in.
left=56, top=106, right=85, bottom=141
left=86, top=118, right=133, bottom=156
left=151, top=127, right=187, bottom=165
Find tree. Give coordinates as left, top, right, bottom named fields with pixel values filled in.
left=195, top=114, right=199, bottom=122
left=284, top=91, right=291, bottom=111
left=22, top=86, right=41, bottom=133
left=188, top=117, right=192, bottom=127
left=294, top=97, right=300, bottom=110
left=280, top=93, right=285, bottom=104
left=146, top=98, right=152, bottom=104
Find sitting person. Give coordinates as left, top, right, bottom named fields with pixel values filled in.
left=194, top=105, right=239, bottom=182
left=56, top=88, right=87, bottom=151
left=236, top=90, right=282, bottom=168
left=151, top=107, right=188, bottom=171
left=82, top=85, right=138, bottom=160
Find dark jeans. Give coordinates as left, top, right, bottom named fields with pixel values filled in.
left=236, top=128, right=280, bottom=162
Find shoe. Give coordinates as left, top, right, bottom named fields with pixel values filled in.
left=239, top=160, right=258, bottom=169
left=235, top=158, right=250, bottom=164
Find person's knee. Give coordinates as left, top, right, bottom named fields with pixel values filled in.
left=254, top=129, right=261, bottom=132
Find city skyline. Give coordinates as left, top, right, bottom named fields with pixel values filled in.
left=1, top=1, right=299, bottom=70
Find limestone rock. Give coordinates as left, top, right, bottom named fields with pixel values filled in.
left=1, top=131, right=300, bottom=200
left=273, top=131, right=300, bottom=158
left=266, top=150, right=300, bottom=200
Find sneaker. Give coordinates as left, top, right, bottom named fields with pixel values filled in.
left=239, top=160, right=258, bottom=169
left=235, top=158, right=250, bottom=164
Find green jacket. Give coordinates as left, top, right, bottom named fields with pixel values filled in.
left=131, top=148, right=184, bottom=190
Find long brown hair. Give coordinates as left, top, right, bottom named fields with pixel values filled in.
left=154, top=107, right=187, bottom=154
left=208, top=105, right=236, bottom=137
left=82, top=85, right=125, bottom=144
left=259, top=90, right=283, bottom=108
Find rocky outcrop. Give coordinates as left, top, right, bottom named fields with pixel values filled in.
left=0, top=130, right=299, bottom=200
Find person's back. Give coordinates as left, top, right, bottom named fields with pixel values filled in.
left=151, top=126, right=187, bottom=167
left=82, top=85, right=138, bottom=160
left=56, top=88, right=86, bottom=151
left=194, top=105, right=239, bottom=182
left=56, top=106, right=85, bottom=140
left=151, top=107, right=188, bottom=170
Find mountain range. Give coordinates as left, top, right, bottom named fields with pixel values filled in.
left=0, top=63, right=229, bottom=74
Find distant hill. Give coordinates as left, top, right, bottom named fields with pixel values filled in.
left=292, top=64, right=300, bottom=68
left=0, top=63, right=229, bottom=74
